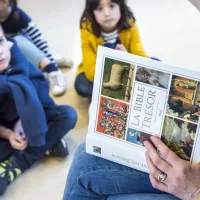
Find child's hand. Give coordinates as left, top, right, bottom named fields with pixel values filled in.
left=11, top=120, right=28, bottom=150
left=8, top=133, right=28, bottom=150
left=115, top=44, right=127, bottom=52
left=14, top=120, right=27, bottom=141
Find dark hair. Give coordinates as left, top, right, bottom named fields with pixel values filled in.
left=80, top=0, right=135, bottom=37
left=10, top=0, right=17, bottom=10
left=8, top=0, right=19, bottom=22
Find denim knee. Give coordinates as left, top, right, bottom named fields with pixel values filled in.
left=60, top=105, right=78, bottom=129
left=74, top=80, right=88, bottom=97
left=13, top=35, right=45, bottom=68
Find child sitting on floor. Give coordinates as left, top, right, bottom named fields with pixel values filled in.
left=0, top=25, right=77, bottom=195
left=75, top=0, right=148, bottom=99
left=0, top=0, right=73, bottom=96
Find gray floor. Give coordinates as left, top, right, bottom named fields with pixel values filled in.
left=1, top=0, right=200, bottom=199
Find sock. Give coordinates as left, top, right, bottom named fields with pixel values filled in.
left=43, top=63, right=58, bottom=73
left=8, top=169, right=22, bottom=182
left=0, top=160, right=22, bottom=182
left=0, top=165, right=6, bottom=176
left=45, top=150, right=51, bottom=156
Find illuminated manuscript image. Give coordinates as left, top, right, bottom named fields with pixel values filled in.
left=96, top=96, right=129, bottom=140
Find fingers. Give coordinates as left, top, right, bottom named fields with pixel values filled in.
left=146, top=151, right=170, bottom=193
left=146, top=151, right=161, bottom=178
left=12, top=140, right=26, bottom=150
left=14, top=134, right=24, bottom=142
left=150, top=136, right=180, bottom=166
left=145, top=141, right=172, bottom=174
left=20, top=142, right=28, bottom=150
left=16, top=142, right=28, bottom=150
left=149, top=174, right=168, bottom=193
left=146, top=151, right=169, bottom=183
left=13, top=135, right=28, bottom=150
left=17, top=132, right=27, bottom=141
left=17, top=137, right=28, bottom=147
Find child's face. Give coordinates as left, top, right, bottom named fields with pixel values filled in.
left=94, top=0, right=121, bottom=33
left=0, top=28, right=11, bottom=72
left=0, top=0, right=10, bottom=22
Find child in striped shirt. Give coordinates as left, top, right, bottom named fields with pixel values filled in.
left=0, top=0, right=70, bottom=96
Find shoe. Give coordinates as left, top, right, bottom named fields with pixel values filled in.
left=54, top=55, right=73, bottom=68
left=48, top=70, right=67, bottom=96
left=46, top=139, right=69, bottom=158
left=0, top=160, right=22, bottom=196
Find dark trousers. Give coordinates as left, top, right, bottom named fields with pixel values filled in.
left=75, top=73, right=93, bottom=98
left=0, top=105, right=77, bottom=170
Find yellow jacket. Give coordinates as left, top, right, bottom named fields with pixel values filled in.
left=77, top=20, right=148, bottom=82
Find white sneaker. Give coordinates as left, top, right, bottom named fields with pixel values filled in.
left=54, top=55, right=73, bottom=68
left=48, top=70, right=67, bottom=96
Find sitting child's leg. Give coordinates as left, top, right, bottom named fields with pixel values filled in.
left=43, top=105, right=77, bottom=153
left=75, top=73, right=93, bottom=98
left=13, top=35, right=67, bottom=96
left=13, top=35, right=45, bottom=68
left=0, top=139, right=14, bottom=162
left=63, top=142, right=172, bottom=200
left=39, top=58, right=67, bottom=96
left=0, top=105, right=77, bottom=195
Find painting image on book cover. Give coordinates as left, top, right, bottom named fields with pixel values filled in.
left=136, top=66, right=170, bottom=89
left=101, top=57, right=135, bottom=103
left=126, top=128, right=152, bottom=147
left=161, top=116, right=197, bottom=161
left=166, top=76, right=200, bottom=123
left=96, top=96, right=129, bottom=140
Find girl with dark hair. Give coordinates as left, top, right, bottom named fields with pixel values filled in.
left=75, top=0, right=148, bottom=98
left=0, top=0, right=71, bottom=96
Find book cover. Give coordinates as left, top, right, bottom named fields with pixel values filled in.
left=86, top=46, right=200, bottom=173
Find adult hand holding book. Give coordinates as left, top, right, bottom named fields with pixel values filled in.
left=86, top=46, right=200, bottom=175
left=145, top=136, right=200, bottom=200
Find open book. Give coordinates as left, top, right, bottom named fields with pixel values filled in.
left=86, top=46, right=200, bottom=173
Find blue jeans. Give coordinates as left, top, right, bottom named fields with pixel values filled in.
left=75, top=73, right=93, bottom=98
left=13, top=35, right=45, bottom=68
left=63, top=142, right=180, bottom=200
